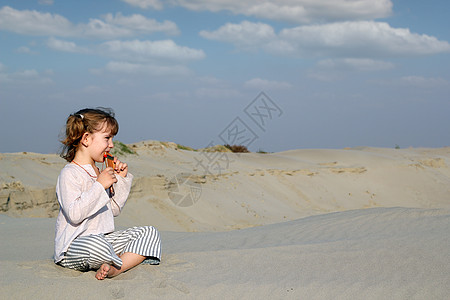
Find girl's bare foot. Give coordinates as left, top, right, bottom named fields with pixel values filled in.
left=95, top=263, right=111, bottom=280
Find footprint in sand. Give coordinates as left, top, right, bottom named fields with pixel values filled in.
left=109, top=286, right=125, bottom=299
left=168, top=280, right=190, bottom=294
left=161, top=255, right=194, bottom=273
left=157, top=279, right=190, bottom=294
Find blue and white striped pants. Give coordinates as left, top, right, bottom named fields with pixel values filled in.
left=59, top=226, right=161, bottom=271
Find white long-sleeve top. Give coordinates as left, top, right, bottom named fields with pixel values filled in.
left=54, top=163, right=133, bottom=263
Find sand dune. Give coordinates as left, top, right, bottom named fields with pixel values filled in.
left=1, top=207, right=449, bottom=299
left=1, top=143, right=449, bottom=299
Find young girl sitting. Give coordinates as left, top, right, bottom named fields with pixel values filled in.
left=54, top=108, right=161, bottom=280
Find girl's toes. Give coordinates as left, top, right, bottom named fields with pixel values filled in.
left=96, top=264, right=110, bottom=280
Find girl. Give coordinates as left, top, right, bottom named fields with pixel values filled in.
left=54, top=108, right=161, bottom=280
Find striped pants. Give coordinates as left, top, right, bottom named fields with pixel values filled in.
left=59, top=226, right=161, bottom=271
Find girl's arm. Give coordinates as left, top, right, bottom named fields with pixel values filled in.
left=57, top=168, right=110, bottom=225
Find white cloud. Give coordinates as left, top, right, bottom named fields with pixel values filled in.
left=244, top=78, right=292, bottom=90
left=0, top=6, right=178, bottom=38
left=103, top=13, right=179, bottom=35
left=170, top=0, right=392, bottom=23
left=45, top=38, right=204, bottom=75
left=0, top=64, right=53, bottom=84
left=0, top=6, right=74, bottom=37
left=121, top=0, right=163, bottom=10
left=15, top=69, right=39, bottom=78
left=199, top=21, right=276, bottom=51
left=80, top=18, right=132, bottom=39
left=47, top=37, right=89, bottom=53
left=317, top=58, right=394, bottom=71
left=308, top=58, right=394, bottom=82
left=104, top=61, right=190, bottom=76
left=201, top=21, right=450, bottom=58
left=100, top=39, right=205, bottom=62
left=16, top=46, right=37, bottom=54
left=275, top=21, right=450, bottom=57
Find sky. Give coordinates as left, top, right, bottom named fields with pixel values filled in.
left=0, top=0, right=449, bottom=154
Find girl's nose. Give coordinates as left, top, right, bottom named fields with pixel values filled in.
left=109, top=139, right=114, bottom=148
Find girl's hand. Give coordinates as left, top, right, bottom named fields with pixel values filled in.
left=113, top=157, right=128, bottom=177
left=97, top=167, right=117, bottom=189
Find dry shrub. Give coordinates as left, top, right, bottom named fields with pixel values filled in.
left=224, top=144, right=250, bottom=153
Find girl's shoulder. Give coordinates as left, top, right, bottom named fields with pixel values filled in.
left=61, top=163, right=98, bottom=179
left=61, top=162, right=77, bottom=172
left=59, top=163, right=85, bottom=179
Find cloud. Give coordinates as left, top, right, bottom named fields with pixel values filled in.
left=16, top=46, right=38, bottom=54
left=276, top=21, right=450, bottom=57
left=99, top=39, right=205, bottom=62
left=0, top=6, right=74, bottom=37
left=104, top=61, right=191, bottom=76
left=44, top=38, right=204, bottom=76
left=0, top=63, right=53, bottom=84
left=0, top=6, right=178, bottom=38
left=46, top=37, right=89, bottom=53
left=121, top=0, right=163, bottom=10
left=244, top=78, right=292, bottom=90
left=168, top=0, right=392, bottom=23
left=79, top=18, right=133, bottom=39
left=201, top=21, right=450, bottom=58
left=103, top=13, right=179, bottom=35
left=199, top=21, right=276, bottom=51
left=317, top=58, right=394, bottom=71
left=308, top=58, right=394, bottom=82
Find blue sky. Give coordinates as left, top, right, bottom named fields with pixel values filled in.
left=0, top=0, right=449, bottom=154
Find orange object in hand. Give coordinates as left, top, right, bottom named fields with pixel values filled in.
left=104, top=152, right=115, bottom=169
left=103, top=152, right=115, bottom=196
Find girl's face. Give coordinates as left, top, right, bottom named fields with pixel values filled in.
left=87, top=122, right=114, bottom=163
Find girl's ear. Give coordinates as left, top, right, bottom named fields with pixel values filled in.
left=81, top=132, right=90, bottom=147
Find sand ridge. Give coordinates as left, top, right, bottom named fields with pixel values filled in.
left=1, top=145, right=450, bottom=231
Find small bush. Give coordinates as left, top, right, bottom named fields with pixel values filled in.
left=224, top=144, right=250, bottom=153
left=257, top=148, right=268, bottom=154
left=177, top=144, right=196, bottom=151
left=111, top=141, right=136, bottom=156
left=199, top=145, right=231, bottom=152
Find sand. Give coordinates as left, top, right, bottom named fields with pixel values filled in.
left=1, top=142, right=449, bottom=299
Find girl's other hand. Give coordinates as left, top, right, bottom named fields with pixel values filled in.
left=113, top=157, right=128, bottom=177
left=97, top=167, right=117, bottom=189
